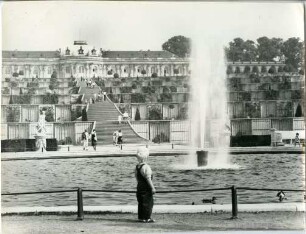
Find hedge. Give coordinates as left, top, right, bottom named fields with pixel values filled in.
left=1, top=138, right=58, bottom=152
left=230, top=135, right=271, bottom=147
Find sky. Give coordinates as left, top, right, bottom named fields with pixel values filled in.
left=1, top=1, right=304, bottom=51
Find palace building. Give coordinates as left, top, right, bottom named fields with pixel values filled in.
left=2, top=40, right=190, bottom=80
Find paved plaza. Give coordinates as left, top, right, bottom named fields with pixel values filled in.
left=2, top=212, right=305, bottom=233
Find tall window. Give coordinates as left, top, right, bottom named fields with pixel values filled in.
left=5, top=67, right=10, bottom=74
left=33, top=67, right=39, bottom=75
left=48, top=67, right=52, bottom=74
left=66, top=66, right=71, bottom=74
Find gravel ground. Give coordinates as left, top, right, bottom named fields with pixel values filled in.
left=2, top=212, right=305, bottom=234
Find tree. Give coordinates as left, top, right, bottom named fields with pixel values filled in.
left=135, top=107, right=141, bottom=120
left=162, top=35, right=191, bottom=58
left=225, top=38, right=244, bottom=61
left=225, top=38, right=257, bottom=61
left=141, top=69, right=147, bottom=76
left=281, top=37, right=303, bottom=71
left=257, top=37, right=283, bottom=61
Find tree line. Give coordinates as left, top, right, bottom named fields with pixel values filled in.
left=162, top=36, right=304, bottom=71
left=224, top=37, right=303, bottom=71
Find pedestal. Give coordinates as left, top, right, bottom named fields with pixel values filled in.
left=197, top=150, right=208, bottom=167
left=35, top=135, right=47, bottom=152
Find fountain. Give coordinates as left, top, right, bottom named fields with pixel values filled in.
left=189, top=37, right=231, bottom=168
left=35, top=111, right=47, bottom=152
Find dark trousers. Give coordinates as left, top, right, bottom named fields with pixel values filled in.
left=136, top=191, right=153, bottom=220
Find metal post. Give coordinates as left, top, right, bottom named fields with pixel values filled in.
left=42, top=147, right=43, bottom=153
left=172, top=143, right=174, bottom=149
left=68, top=146, right=70, bottom=152
left=231, top=186, right=238, bottom=219
left=120, top=144, right=122, bottom=150
left=77, top=188, right=84, bottom=220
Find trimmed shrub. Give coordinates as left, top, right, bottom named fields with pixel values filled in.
left=152, top=132, right=169, bottom=143
left=226, top=65, right=233, bottom=74
left=2, top=87, right=10, bottom=94
left=141, top=70, right=147, bottom=76
left=160, top=93, right=172, bottom=102
left=148, top=106, right=162, bottom=120
left=135, top=107, right=141, bottom=120
left=114, top=73, right=119, bottom=79
left=46, top=138, right=58, bottom=151
left=26, top=139, right=37, bottom=151
left=151, top=72, right=158, bottom=78
left=252, top=66, right=259, bottom=73
left=234, top=67, right=240, bottom=74
left=244, top=66, right=251, bottom=74
left=230, top=135, right=271, bottom=147
left=1, top=139, right=26, bottom=152
left=170, top=86, right=177, bottom=92
left=131, top=93, right=146, bottom=103
left=295, top=104, right=303, bottom=117
left=82, top=108, right=88, bottom=121
left=120, top=87, right=132, bottom=93
left=71, top=106, right=82, bottom=121
left=40, top=106, right=54, bottom=122
left=131, top=83, right=137, bottom=89
left=43, top=93, right=59, bottom=104
left=268, top=66, right=276, bottom=74
left=278, top=66, right=284, bottom=73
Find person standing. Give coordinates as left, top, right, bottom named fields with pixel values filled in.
left=103, top=91, right=107, bottom=101
left=135, top=147, right=156, bottom=223
left=118, top=114, right=122, bottom=124
left=82, top=129, right=89, bottom=150
left=294, top=133, right=300, bottom=147
left=117, top=129, right=123, bottom=145
left=91, top=129, right=98, bottom=151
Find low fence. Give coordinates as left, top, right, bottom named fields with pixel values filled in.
left=2, top=186, right=305, bottom=220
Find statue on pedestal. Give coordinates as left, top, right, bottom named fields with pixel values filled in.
left=35, top=111, right=47, bottom=152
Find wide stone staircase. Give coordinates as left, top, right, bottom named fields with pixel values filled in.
left=78, top=79, right=146, bottom=145
left=87, top=101, right=146, bottom=145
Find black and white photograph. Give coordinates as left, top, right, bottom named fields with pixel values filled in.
left=1, top=1, right=305, bottom=233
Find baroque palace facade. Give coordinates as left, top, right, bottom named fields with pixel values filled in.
left=2, top=41, right=190, bottom=79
